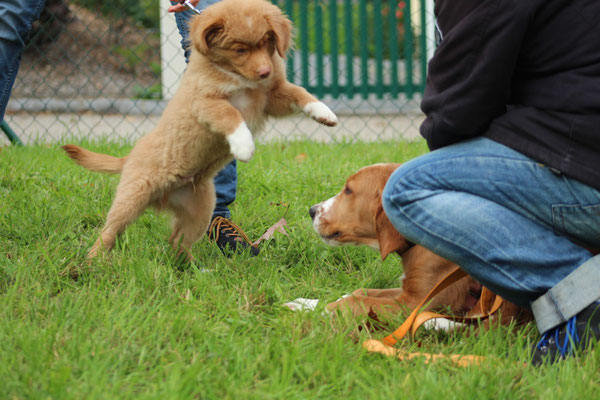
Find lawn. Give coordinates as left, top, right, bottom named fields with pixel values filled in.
left=1, top=140, right=599, bottom=399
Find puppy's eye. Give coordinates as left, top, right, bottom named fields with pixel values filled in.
left=344, top=187, right=352, bottom=195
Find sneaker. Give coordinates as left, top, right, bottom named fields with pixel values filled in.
left=207, top=216, right=260, bottom=256
left=531, top=301, right=600, bottom=365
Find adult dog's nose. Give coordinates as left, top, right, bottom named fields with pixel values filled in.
left=309, top=205, right=318, bottom=220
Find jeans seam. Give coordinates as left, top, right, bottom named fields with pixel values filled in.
left=551, top=204, right=587, bottom=235
left=551, top=205, right=565, bottom=233
left=0, top=56, right=19, bottom=119
left=562, top=177, right=600, bottom=207
left=32, top=0, right=46, bottom=19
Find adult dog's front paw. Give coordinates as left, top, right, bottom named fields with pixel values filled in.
left=303, top=101, right=338, bottom=127
left=226, top=122, right=255, bottom=162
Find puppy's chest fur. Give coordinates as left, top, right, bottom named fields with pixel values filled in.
left=228, top=89, right=268, bottom=133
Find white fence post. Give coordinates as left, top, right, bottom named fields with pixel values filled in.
left=426, top=0, right=435, bottom=62
left=159, top=3, right=186, bottom=100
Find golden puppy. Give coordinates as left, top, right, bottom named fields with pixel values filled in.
left=63, top=0, right=338, bottom=259
left=309, top=164, right=531, bottom=326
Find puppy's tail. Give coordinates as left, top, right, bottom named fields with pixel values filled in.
left=61, top=144, right=126, bottom=174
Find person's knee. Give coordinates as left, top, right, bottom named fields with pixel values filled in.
left=382, top=154, right=444, bottom=232
left=383, top=158, right=426, bottom=202
left=382, top=164, right=416, bottom=231
left=382, top=168, right=403, bottom=213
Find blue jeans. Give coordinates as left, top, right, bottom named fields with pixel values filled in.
left=382, top=137, right=600, bottom=334
left=0, top=0, right=46, bottom=122
left=173, top=0, right=235, bottom=219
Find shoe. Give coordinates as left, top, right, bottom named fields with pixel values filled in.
left=531, top=301, right=600, bottom=365
left=207, top=216, right=260, bottom=256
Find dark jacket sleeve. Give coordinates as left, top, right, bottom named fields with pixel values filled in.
left=420, top=1, right=536, bottom=150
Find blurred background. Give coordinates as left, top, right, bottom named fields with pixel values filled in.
left=2, top=0, right=435, bottom=145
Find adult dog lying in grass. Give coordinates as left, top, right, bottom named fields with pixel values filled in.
left=62, top=0, right=337, bottom=260
left=309, top=163, right=532, bottom=327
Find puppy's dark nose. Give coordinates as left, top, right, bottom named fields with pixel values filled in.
left=309, top=205, right=318, bottom=220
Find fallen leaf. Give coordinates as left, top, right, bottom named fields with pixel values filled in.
left=252, top=218, right=288, bottom=246
left=295, top=153, right=307, bottom=163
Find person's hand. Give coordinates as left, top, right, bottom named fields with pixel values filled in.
left=167, top=0, right=200, bottom=13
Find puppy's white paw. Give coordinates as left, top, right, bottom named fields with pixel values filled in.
left=226, top=122, right=255, bottom=162
left=303, top=101, right=338, bottom=127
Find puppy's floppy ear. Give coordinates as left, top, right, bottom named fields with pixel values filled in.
left=266, top=11, right=293, bottom=57
left=189, top=14, right=224, bottom=55
left=375, top=205, right=410, bottom=261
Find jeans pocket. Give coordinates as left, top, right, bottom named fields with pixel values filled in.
left=552, top=203, right=600, bottom=247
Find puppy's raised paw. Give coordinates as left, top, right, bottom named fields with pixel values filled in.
left=227, top=122, right=255, bottom=162
left=303, top=102, right=338, bottom=127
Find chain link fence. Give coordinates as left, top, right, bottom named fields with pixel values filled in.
left=3, top=0, right=434, bottom=146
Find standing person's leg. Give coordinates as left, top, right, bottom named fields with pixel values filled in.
left=173, top=0, right=221, bottom=62
left=382, top=137, right=600, bottom=363
left=0, top=0, right=47, bottom=122
left=171, top=2, right=258, bottom=255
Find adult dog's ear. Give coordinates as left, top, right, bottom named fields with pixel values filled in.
left=189, top=14, right=224, bottom=55
left=266, top=11, right=293, bottom=57
left=372, top=163, right=407, bottom=260
left=375, top=206, right=410, bottom=261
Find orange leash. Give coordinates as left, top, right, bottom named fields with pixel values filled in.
left=363, top=340, right=487, bottom=367
left=365, top=266, right=504, bottom=366
left=381, top=267, right=468, bottom=346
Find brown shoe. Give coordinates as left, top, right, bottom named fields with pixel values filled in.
left=207, top=216, right=260, bottom=256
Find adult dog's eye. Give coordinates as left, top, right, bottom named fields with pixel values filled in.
left=344, top=187, right=352, bottom=195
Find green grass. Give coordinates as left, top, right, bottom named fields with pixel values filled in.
left=1, top=140, right=600, bottom=399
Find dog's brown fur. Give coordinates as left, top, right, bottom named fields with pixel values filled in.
left=310, top=164, right=532, bottom=326
left=63, top=0, right=337, bottom=259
